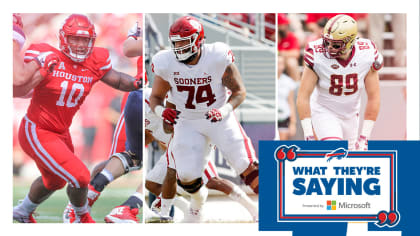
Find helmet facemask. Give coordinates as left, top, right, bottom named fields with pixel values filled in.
left=60, top=33, right=95, bottom=63
left=170, top=33, right=199, bottom=63
left=322, top=35, right=350, bottom=59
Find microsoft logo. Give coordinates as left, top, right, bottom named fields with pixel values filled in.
left=327, top=200, right=336, bottom=210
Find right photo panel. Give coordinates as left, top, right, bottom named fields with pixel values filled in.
left=277, top=13, right=406, bottom=143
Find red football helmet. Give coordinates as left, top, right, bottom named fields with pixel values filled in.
left=169, top=16, right=204, bottom=62
left=59, top=14, right=96, bottom=62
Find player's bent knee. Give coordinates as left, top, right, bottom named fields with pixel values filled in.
left=111, top=151, right=141, bottom=173
left=177, top=178, right=203, bottom=194
left=45, top=179, right=66, bottom=191
left=72, top=168, right=90, bottom=188
left=240, top=162, right=259, bottom=194
left=145, top=180, right=162, bottom=196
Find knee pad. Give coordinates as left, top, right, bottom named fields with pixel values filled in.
left=240, top=162, right=259, bottom=194
left=177, top=178, right=203, bottom=194
left=111, top=151, right=142, bottom=173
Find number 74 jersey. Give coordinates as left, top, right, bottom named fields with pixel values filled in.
left=151, top=42, right=234, bottom=119
left=24, top=43, right=112, bottom=133
left=304, top=38, right=383, bottom=119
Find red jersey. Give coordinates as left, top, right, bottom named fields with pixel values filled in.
left=24, top=43, right=112, bottom=133
left=278, top=31, right=300, bottom=51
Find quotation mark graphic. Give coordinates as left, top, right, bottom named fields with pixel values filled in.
left=275, top=145, right=299, bottom=161
left=376, top=210, right=400, bottom=227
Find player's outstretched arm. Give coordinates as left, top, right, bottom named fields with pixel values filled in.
left=13, top=41, right=39, bottom=87
left=364, top=69, right=381, bottom=122
left=123, top=22, right=143, bottom=57
left=296, top=66, right=318, bottom=140
left=123, top=37, right=142, bottom=57
left=222, top=63, right=246, bottom=109
left=101, top=69, right=140, bottom=91
left=13, top=71, right=43, bottom=98
left=296, top=66, right=317, bottom=119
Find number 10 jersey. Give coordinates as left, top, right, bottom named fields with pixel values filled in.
left=151, top=42, right=234, bottom=119
left=24, top=43, right=112, bottom=133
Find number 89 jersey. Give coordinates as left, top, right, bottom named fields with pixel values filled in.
left=304, top=38, right=383, bottom=119
left=152, top=42, right=234, bottom=119
left=24, top=43, right=112, bottom=133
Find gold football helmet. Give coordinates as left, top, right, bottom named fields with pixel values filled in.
left=322, top=14, right=358, bottom=58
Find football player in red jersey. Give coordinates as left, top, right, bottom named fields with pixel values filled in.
left=63, top=20, right=160, bottom=223
left=13, top=14, right=141, bottom=223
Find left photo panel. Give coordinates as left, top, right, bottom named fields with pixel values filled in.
left=13, top=13, right=144, bottom=223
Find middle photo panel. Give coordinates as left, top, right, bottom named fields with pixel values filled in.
left=144, top=13, right=276, bottom=223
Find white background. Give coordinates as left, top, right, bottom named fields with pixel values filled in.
left=3, top=0, right=419, bottom=235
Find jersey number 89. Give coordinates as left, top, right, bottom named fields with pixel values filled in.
left=329, top=73, right=358, bottom=96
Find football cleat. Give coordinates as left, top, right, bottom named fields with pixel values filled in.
left=87, top=184, right=101, bottom=207
left=62, top=202, right=73, bottom=223
left=150, top=197, right=162, bottom=213
left=182, top=208, right=203, bottom=223
left=13, top=207, right=36, bottom=223
left=104, top=206, right=139, bottom=223
left=70, top=211, right=95, bottom=223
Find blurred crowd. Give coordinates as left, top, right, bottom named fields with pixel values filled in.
left=13, top=13, right=141, bottom=176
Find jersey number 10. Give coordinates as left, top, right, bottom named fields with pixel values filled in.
left=56, top=81, right=85, bottom=108
left=329, top=73, right=358, bottom=96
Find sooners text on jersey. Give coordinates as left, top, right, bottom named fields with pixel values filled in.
left=152, top=42, right=234, bottom=119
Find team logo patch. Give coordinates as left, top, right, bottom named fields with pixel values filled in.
left=274, top=145, right=399, bottom=227
left=331, top=64, right=340, bottom=69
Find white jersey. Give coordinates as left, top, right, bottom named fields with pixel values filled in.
left=277, top=73, right=297, bottom=121
left=144, top=87, right=172, bottom=144
left=152, top=42, right=234, bottom=119
left=304, top=38, right=383, bottom=119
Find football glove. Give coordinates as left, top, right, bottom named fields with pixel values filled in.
left=205, top=103, right=233, bottom=123
left=155, top=106, right=180, bottom=126
left=355, top=135, right=368, bottom=151
left=127, top=22, right=142, bottom=40
left=35, top=51, right=60, bottom=78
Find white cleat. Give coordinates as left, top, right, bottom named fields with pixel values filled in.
left=13, top=206, right=36, bottom=223
left=182, top=208, right=203, bottom=223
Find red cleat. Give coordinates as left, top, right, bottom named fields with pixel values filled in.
left=104, top=206, right=139, bottom=223
left=70, top=211, right=95, bottom=223
left=87, top=184, right=101, bottom=207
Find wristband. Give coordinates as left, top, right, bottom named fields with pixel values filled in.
left=219, top=103, right=233, bottom=117
left=300, top=118, right=314, bottom=137
left=361, top=120, right=375, bottom=139
left=155, top=105, right=164, bottom=118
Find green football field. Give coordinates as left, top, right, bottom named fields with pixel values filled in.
left=13, top=175, right=143, bottom=223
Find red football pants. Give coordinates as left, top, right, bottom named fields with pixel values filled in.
left=18, top=116, right=90, bottom=191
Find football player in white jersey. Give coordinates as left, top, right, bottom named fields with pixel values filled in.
left=297, top=14, right=382, bottom=150
left=144, top=87, right=258, bottom=222
left=149, top=16, right=259, bottom=221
